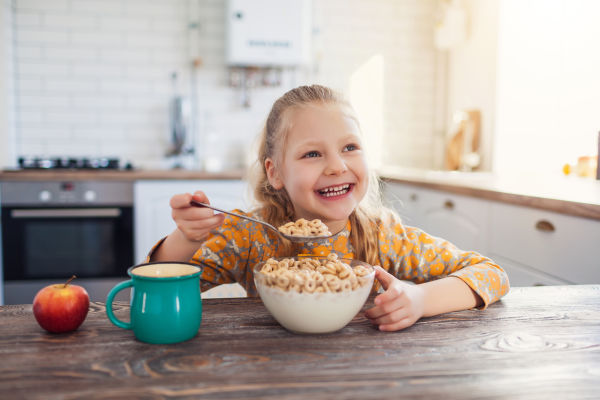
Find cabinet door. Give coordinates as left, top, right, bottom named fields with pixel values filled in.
left=134, top=180, right=249, bottom=263
left=490, top=254, right=570, bottom=287
left=134, top=180, right=249, bottom=299
left=489, top=202, right=600, bottom=284
left=382, top=182, right=422, bottom=226
left=384, top=183, right=489, bottom=254
left=417, top=188, right=489, bottom=254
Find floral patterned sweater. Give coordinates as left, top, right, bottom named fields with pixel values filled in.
left=152, top=210, right=509, bottom=308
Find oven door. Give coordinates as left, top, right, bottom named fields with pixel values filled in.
left=1, top=206, right=133, bottom=280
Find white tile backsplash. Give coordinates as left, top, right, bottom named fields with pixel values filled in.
left=0, top=0, right=16, bottom=169
left=6, top=0, right=439, bottom=170
left=16, top=0, right=69, bottom=12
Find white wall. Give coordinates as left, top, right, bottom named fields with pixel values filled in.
left=494, top=0, right=600, bottom=174
left=315, top=0, right=439, bottom=169
left=446, top=0, right=499, bottom=171
left=3, top=0, right=439, bottom=171
left=445, top=0, right=600, bottom=175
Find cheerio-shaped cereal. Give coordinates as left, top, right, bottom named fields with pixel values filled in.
left=278, top=218, right=332, bottom=237
left=257, top=255, right=372, bottom=294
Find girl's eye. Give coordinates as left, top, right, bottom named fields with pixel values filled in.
left=303, top=151, right=320, bottom=158
left=344, top=143, right=359, bottom=152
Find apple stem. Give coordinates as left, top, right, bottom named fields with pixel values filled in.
left=64, top=275, right=77, bottom=288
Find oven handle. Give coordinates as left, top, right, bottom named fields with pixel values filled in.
left=11, top=208, right=122, bottom=218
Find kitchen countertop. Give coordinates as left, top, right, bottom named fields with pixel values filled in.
left=0, top=168, right=246, bottom=181
left=2, top=167, right=599, bottom=220
left=0, top=286, right=599, bottom=399
left=379, top=166, right=600, bottom=220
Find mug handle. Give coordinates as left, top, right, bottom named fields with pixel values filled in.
left=106, top=280, right=133, bottom=330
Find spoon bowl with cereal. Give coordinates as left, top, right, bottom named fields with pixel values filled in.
left=190, top=200, right=333, bottom=243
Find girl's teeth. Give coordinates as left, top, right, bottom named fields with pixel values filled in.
left=319, top=184, right=350, bottom=197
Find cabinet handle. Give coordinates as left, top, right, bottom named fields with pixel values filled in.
left=535, top=220, right=555, bottom=233
left=443, top=200, right=454, bottom=210
left=409, top=193, right=418, bottom=201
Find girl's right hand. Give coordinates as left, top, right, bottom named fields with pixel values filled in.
left=170, top=191, right=225, bottom=242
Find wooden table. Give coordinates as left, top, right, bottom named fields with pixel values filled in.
left=1, top=286, right=599, bottom=399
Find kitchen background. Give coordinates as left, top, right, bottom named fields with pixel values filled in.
left=1, top=0, right=598, bottom=175
left=0, top=0, right=443, bottom=172
left=1, top=0, right=599, bottom=305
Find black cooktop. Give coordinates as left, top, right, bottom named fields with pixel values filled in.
left=17, top=157, right=131, bottom=170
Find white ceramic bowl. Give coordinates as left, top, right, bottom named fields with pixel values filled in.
left=253, top=257, right=375, bottom=334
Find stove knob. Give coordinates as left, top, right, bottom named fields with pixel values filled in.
left=84, top=190, right=97, bottom=202
left=39, top=190, right=52, bottom=202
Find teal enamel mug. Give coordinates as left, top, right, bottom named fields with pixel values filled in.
left=106, top=262, right=202, bottom=344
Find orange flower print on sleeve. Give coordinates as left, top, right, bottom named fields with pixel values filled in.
left=441, top=249, right=453, bottom=262
left=222, top=256, right=235, bottom=270
left=467, top=255, right=487, bottom=265
left=379, top=241, right=390, bottom=254
left=392, top=237, right=402, bottom=252
left=419, top=232, right=434, bottom=245
left=429, top=262, right=445, bottom=276
left=399, top=241, right=413, bottom=256
left=406, top=255, right=419, bottom=269
left=412, top=243, right=421, bottom=255
left=206, top=237, right=226, bottom=253
left=424, top=248, right=436, bottom=262
left=393, top=223, right=403, bottom=235
left=252, top=228, right=266, bottom=246
left=203, top=266, right=215, bottom=281
left=488, top=270, right=501, bottom=291
left=249, top=244, right=260, bottom=260
left=233, top=228, right=250, bottom=248
left=221, top=229, right=233, bottom=241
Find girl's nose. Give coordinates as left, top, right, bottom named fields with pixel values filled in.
left=324, top=154, right=348, bottom=175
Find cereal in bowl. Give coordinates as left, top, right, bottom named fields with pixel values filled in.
left=257, top=253, right=371, bottom=294
left=253, top=254, right=376, bottom=334
left=277, top=218, right=331, bottom=237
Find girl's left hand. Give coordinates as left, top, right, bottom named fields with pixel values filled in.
left=364, top=266, right=425, bottom=331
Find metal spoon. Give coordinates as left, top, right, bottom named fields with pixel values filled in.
left=189, top=200, right=333, bottom=243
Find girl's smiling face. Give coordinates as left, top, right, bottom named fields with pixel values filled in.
left=265, top=103, right=368, bottom=234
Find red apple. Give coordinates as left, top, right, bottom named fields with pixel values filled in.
left=33, top=275, right=90, bottom=333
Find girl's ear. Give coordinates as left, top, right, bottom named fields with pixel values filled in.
left=265, top=157, right=284, bottom=190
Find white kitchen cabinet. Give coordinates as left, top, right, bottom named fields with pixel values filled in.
left=489, top=254, right=569, bottom=287
left=383, top=181, right=600, bottom=286
left=384, top=182, right=489, bottom=254
left=134, top=179, right=250, bottom=298
left=383, top=181, right=423, bottom=226
left=489, top=202, right=600, bottom=285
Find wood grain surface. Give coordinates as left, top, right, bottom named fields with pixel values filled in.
left=1, top=286, right=599, bottom=399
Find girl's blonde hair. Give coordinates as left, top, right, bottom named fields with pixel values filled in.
left=248, top=84, right=393, bottom=266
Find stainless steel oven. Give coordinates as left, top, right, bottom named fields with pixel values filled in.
left=0, top=180, right=134, bottom=304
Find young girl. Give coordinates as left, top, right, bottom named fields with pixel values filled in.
left=150, top=84, right=509, bottom=332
